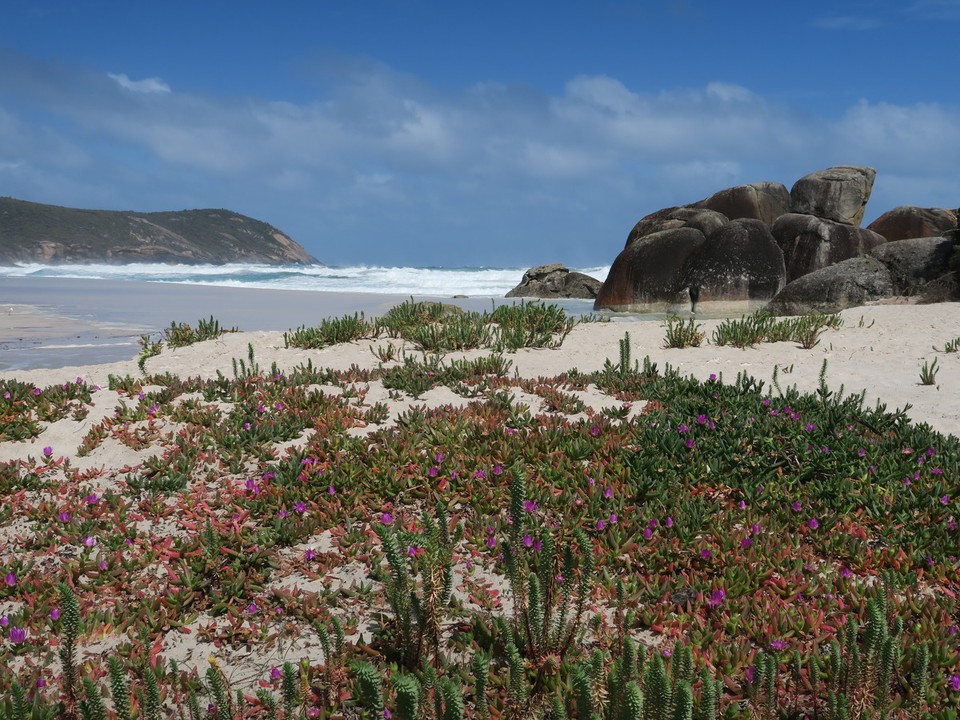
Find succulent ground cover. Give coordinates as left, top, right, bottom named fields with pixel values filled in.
left=0, top=303, right=958, bottom=719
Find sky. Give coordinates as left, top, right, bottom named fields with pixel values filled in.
left=1, top=1, right=959, bottom=267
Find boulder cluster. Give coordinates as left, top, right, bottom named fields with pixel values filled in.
left=590, top=166, right=958, bottom=314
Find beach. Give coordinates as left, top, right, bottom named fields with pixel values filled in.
left=1, top=285, right=959, bottom=709
left=2, top=281, right=958, bottom=436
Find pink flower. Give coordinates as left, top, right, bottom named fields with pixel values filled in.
left=609, top=514, right=618, bottom=524
left=700, top=548, right=712, bottom=561
left=522, top=535, right=533, bottom=548
left=8, top=626, right=26, bottom=643
left=380, top=512, right=393, bottom=525
left=707, top=589, right=726, bottom=608
left=247, top=603, right=258, bottom=614
left=596, top=519, right=606, bottom=531
left=294, top=501, right=307, bottom=514
left=769, top=639, right=788, bottom=651
left=327, top=485, right=336, bottom=495
left=741, top=537, right=752, bottom=549
left=304, top=549, right=317, bottom=561
left=4, top=572, right=14, bottom=587
left=643, top=528, right=652, bottom=540
left=522, top=500, right=538, bottom=513
left=42, top=446, right=53, bottom=457
left=950, top=674, right=960, bottom=692
left=604, top=487, right=613, bottom=499
left=50, top=608, right=60, bottom=620
left=808, top=518, right=819, bottom=530
left=270, top=666, right=282, bottom=681
left=664, top=516, right=674, bottom=528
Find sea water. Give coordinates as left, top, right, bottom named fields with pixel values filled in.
left=0, top=262, right=611, bottom=297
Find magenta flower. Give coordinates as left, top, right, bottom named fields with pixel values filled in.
left=808, top=518, right=819, bottom=530
left=609, top=514, right=618, bottom=524
left=50, top=608, right=60, bottom=620
left=741, top=537, right=752, bottom=549
left=278, top=510, right=289, bottom=519
left=941, top=495, right=950, bottom=505
left=522, top=499, right=538, bottom=513
left=590, top=426, right=600, bottom=436
left=8, top=626, right=26, bottom=643
left=327, top=485, right=336, bottom=495
left=4, top=572, right=14, bottom=587
left=83, top=536, right=95, bottom=547
left=32, top=387, right=41, bottom=396
left=380, top=512, right=393, bottom=525
left=0, top=615, right=6, bottom=627
left=270, top=666, right=282, bottom=681
left=493, top=464, right=503, bottom=475
left=604, top=487, right=613, bottom=499
left=791, top=501, right=802, bottom=512
left=700, top=548, right=713, bottom=561
left=596, top=519, right=606, bottom=531
left=708, top=373, right=717, bottom=381
left=745, top=666, right=755, bottom=683
left=428, top=466, right=439, bottom=477
left=407, top=546, right=418, bottom=557
left=707, top=589, right=726, bottom=608
left=949, top=674, right=960, bottom=692
left=486, top=536, right=496, bottom=548
left=304, top=549, right=317, bottom=561
left=643, top=528, right=652, bottom=540
left=522, top=534, right=533, bottom=548
left=769, top=639, right=788, bottom=651
left=685, top=439, right=696, bottom=449
left=42, top=446, right=53, bottom=457
left=246, top=603, right=258, bottom=614
left=664, top=516, right=674, bottom=528
left=294, top=501, right=307, bottom=514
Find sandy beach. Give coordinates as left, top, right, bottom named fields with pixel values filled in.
left=1, top=290, right=958, bottom=709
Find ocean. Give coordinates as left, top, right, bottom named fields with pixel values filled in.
left=0, top=263, right=614, bottom=371
left=0, top=262, right=611, bottom=298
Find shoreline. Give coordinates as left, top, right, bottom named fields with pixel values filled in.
left=1, top=276, right=599, bottom=371
left=1, top=300, right=958, bottom=438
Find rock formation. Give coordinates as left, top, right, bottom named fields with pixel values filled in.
left=788, top=166, right=876, bottom=226
left=772, top=213, right=886, bottom=283
left=593, top=228, right=705, bottom=310
left=765, top=257, right=893, bottom=315
left=682, top=219, right=786, bottom=311
left=866, top=206, right=957, bottom=242
left=594, top=164, right=959, bottom=315
left=505, top=264, right=602, bottom=299
left=692, top=181, right=791, bottom=225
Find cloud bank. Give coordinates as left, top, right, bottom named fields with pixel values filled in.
left=0, top=49, right=957, bottom=266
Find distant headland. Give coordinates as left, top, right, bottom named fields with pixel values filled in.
left=0, top=197, right=318, bottom=265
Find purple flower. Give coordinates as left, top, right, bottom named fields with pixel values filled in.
left=805, top=423, right=816, bottom=432
left=4, top=572, right=15, bottom=587
left=696, top=414, right=708, bottom=425
left=604, top=487, right=613, bottom=499
left=0, top=615, right=6, bottom=627
left=327, top=485, right=336, bottom=495
left=609, top=514, right=618, bottom=524
left=486, top=536, right=496, bottom=548
left=648, top=519, right=658, bottom=528
left=32, top=387, right=41, bottom=396
left=791, top=501, right=802, bottom=512
left=270, top=666, right=282, bottom=681
left=83, top=536, right=96, bottom=547
left=664, top=516, right=674, bottom=528
left=677, top=424, right=689, bottom=434
left=590, top=426, right=600, bottom=436
left=493, top=464, right=503, bottom=475
left=769, top=639, right=788, bottom=651
left=407, top=545, right=419, bottom=557
left=745, top=666, right=755, bottom=683
left=941, top=495, right=950, bottom=505
left=380, top=512, right=393, bottom=525
left=685, top=438, right=696, bottom=449
left=857, top=448, right=866, bottom=458
left=707, top=589, right=726, bottom=608
left=304, top=549, right=317, bottom=561
left=85, top=493, right=99, bottom=505
left=522, top=534, right=533, bottom=548
left=294, top=501, right=308, bottom=514
left=808, top=518, right=819, bottom=530
left=741, top=537, right=752, bottom=549
left=700, top=548, right=712, bottom=561
left=277, top=510, right=289, bottom=519
left=643, top=528, right=652, bottom=540
left=708, top=373, right=717, bottom=382
left=42, top=446, right=53, bottom=457
left=522, top=499, right=538, bottom=513
left=428, top=466, right=439, bottom=477
left=8, top=626, right=26, bottom=643
left=436, top=452, right=444, bottom=463
left=950, top=674, right=960, bottom=692
left=246, top=603, right=258, bottom=614
left=596, top=519, right=606, bottom=531
left=50, top=608, right=60, bottom=620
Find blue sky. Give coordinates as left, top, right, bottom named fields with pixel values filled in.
left=1, top=1, right=958, bottom=267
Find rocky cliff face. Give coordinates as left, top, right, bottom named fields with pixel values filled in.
left=0, top=197, right=318, bottom=265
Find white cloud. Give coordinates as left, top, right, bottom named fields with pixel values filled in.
left=108, top=73, right=171, bottom=94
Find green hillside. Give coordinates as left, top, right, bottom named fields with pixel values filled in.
left=0, top=197, right=318, bottom=265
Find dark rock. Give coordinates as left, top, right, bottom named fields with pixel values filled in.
left=693, top=181, right=791, bottom=225
left=625, top=207, right=728, bottom=248
left=867, top=206, right=957, bottom=242
left=869, top=236, right=956, bottom=295
left=790, top=166, right=877, bottom=226
left=682, top=219, right=786, bottom=311
left=594, top=228, right=705, bottom=310
left=918, top=271, right=960, bottom=303
left=772, top=213, right=887, bottom=283
left=505, top=263, right=602, bottom=299
left=766, top=256, right=893, bottom=315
